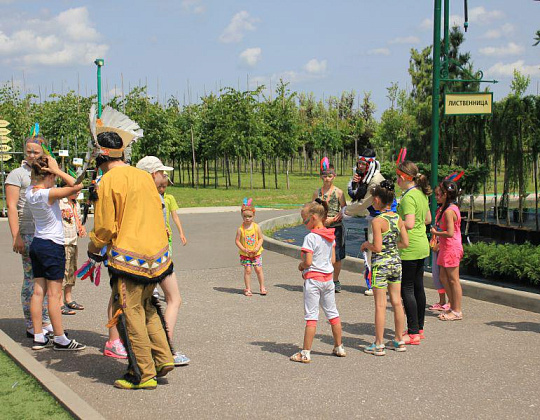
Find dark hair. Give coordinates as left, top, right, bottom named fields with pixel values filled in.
left=304, top=198, right=328, bottom=221
left=397, top=161, right=432, bottom=196
left=371, top=180, right=395, bottom=207
left=95, top=132, right=124, bottom=167
left=30, top=156, right=52, bottom=181
left=359, top=148, right=376, bottom=158
left=436, top=180, right=460, bottom=224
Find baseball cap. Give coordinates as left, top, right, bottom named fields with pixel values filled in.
left=136, top=156, right=174, bottom=173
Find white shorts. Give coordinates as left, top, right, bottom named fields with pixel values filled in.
left=303, top=278, right=339, bottom=321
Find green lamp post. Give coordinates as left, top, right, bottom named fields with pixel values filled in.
left=94, top=58, right=105, bottom=118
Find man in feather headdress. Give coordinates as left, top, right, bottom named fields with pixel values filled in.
left=87, top=107, right=174, bottom=390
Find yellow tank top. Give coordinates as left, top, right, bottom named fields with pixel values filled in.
left=239, top=222, right=263, bottom=256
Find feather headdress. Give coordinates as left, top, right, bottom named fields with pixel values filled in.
left=395, top=147, right=413, bottom=181
left=445, top=171, right=464, bottom=182
left=89, top=105, right=143, bottom=158
left=241, top=197, right=255, bottom=213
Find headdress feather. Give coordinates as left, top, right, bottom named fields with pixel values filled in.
left=320, top=157, right=329, bottom=173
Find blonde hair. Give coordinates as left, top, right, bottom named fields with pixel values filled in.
left=397, top=161, right=432, bottom=196
left=303, top=198, right=328, bottom=221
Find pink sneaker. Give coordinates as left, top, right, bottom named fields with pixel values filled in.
left=419, top=329, right=425, bottom=339
left=103, top=339, right=128, bottom=359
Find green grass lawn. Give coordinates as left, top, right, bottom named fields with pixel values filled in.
left=0, top=350, right=72, bottom=420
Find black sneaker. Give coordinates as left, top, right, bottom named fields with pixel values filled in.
left=334, top=281, right=342, bottom=293
left=32, top=337, right=53, bottom=350
left=53, top=339, right=86, bottom=351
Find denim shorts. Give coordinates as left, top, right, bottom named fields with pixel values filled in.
left=30, top=237, right=66, bottom=281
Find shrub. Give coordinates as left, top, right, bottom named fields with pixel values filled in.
left=462, top=242, right=540, bottom=287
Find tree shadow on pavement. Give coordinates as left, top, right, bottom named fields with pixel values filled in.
left=213, top=287, right=244, bottom=295
left=339, top=285, right=365, bottom=294
left=0, top=318, right=125, bottom=385
left=274, top=284, right=303, bottom=292
left=316, top=333, right=371, bottom=349
left=486, top=321, right=540, bottom=333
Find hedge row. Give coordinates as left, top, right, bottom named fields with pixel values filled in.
left=462, top=242, right=540, bottom=287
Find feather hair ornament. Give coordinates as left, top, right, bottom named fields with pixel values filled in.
left=241, top=197, right=255, bottom=213
left=445, top=171, right=464, bottom=182
left=396, top=148, right=407, bottom=165
left=320, top=157, right=330, bottom=174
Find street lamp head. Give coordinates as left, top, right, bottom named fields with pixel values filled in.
left=94, top=58, right=105, bottom=67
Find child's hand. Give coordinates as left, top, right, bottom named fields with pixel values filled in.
left=80, top=226, right=87, bottom=238
left=298, top=262, right=305, bottom=272
left=430, top=227, right=437, bottom=236
left=43, top=155, right=60, bottom=174
left=180, top=234, right=187, bottom=246
left=360, top=241, right=370, bottom=252
left=333, top=212, right=343, bottom=223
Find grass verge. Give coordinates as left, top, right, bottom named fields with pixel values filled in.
left=0, top=350, right=72, bottom=420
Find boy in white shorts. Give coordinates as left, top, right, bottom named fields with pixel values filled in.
left=290, top=199, right=346, bottom=363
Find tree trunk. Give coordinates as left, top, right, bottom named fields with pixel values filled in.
left=237, top=155, right=241, bottom=189
left=274, top=157, right=278, bottom=189
left=190, top=127, right=197, bottom=189
left=303, top=145, right=307, bottom=175
left=262, top=159, right=266, bottom=189
left=249, top=150, right=253, bottom=190
left=286, top=158, right=290, bottom=190
left=225, top=155, right=230, bottom=190
left=214, top=156, right=218, bottom=189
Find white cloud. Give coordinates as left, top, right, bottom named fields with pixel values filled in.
left=481, top=23, right=514, bottom=40
left=239, top=47, right=261, bottom=67
left=479, top=42, right=524, bottom=57
left=389, top=36, right=420, bottom=45
left=468, top=6, right=504, bottom=25
left=249, top=58, right=329, bottom=90
left=304, top=58, right=327, bottom=74
left=0, top=7, right=108, bottom=67
left=487, top=60, right=540, bottom=77
left=219, top=11, right=258, bottom=44
left=420, top=7, right=503, bottom=31
left=368, top=48, right=390, bottom=56
left=182, top=0, right=205, bottom=14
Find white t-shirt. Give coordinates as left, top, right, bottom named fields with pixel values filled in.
left=301, top=232, right=335, bottom=276
left=25, top=188, right=65, bottom=245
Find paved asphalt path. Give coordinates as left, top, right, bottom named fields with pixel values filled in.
left=1, top=210, right=540, bottom=420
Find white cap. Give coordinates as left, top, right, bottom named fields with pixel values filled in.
left=136, top=156, right=174, bottom=173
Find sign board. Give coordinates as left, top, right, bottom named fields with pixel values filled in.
left=0, top=128, right=11, bottom=136
left=0, top=154, right=12, bottom=162
left=0, top=120, right=9, bottom=128
left=73, top=157, right=83, bottom=166
left=0, top=144, right=11, bottom=152
left=444, top=92, right=493, bottom=116
left=59, top=149, right=69, bottom=157
left=0, top=136, right=11, bottom=144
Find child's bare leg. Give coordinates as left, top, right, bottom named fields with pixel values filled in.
left=243, top=265, right=252, bottom=291
left=108, top=296, right=120, bottom=341
left=373, top=288, right=387, bottom=345
left=63, top=284, right=73, bottom=304
left=438, top=291, right=447, bottom=305
left=254, top=266, right=265, bottom=292
left=31, top=278, right=46, bottom=336
left=439, top=267, right=453, bottom=309
left=329, top=319, right=343, bottom=347
left=160, top=272, right=182, bottom=341
left=388, top=283, right=404, bottom=341
left=447, top=266, right=462, bottom=313
left=303, top=323, right=317, bottom=350
left=47, top=280, right=65, bottom=336
left=333, top=260, right=342, bottom=282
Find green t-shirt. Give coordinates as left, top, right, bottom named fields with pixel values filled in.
left=163, top=193, right=179, bottom=238
left=397, top=187, right=429, bottom=261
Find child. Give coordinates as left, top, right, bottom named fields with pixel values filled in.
left=360, top=181, right=409, bottom=355
left=313, top=161, right=346, bottom=292
left=26, top=156, right=86, bottom=351
left=136, top=156, right=190, bottom=366
left=157, top=176, right=187, bottom=250
left=428, top=186, right=449, bottom=312
left=290, top=199, right=346, bottom=363
left=430, top=180, right=463, bottom=321
left=59, top=191, right=87, bottom=315
left=235, top=198, right=266, bottom=296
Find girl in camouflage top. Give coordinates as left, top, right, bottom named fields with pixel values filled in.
left=361, top=181, right=409, bottom=356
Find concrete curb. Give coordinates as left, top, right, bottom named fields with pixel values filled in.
left=0, top=329, right=105, bottom=420
left=260, top=214, right=540, bottom=314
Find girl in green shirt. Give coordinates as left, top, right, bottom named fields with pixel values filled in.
left=396, top=161, right=432, bottom=345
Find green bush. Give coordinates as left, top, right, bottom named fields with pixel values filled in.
left=462, top=242, right=540, bottom=287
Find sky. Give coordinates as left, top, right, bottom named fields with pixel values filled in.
left=0, top=0, right=539, bottom=116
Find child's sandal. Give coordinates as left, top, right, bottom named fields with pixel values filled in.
left=243, top=289, right=252, bottom=296
left=290, top=352, right=311, bottom=363
left=260, top=288, right=267, bottom=296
